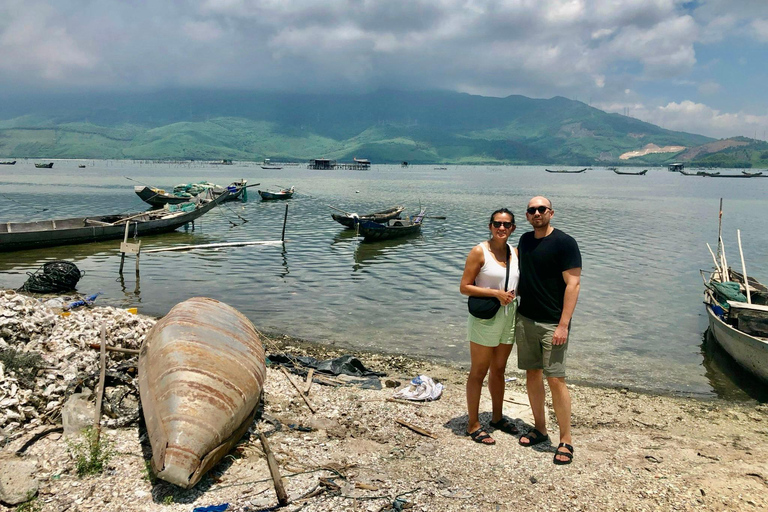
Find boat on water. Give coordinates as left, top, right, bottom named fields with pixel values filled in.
left=702, top=171, right=763, bottom=178
left=211, top=159, right=233, bottom=165
left=331, top=205, right=405, bottom=229
left=703, top=204, right=768, bottom=384
left=78, top=164, right=86, bottom=168
left=134, top=179, right=253, bottom=207
left=354, top=208, right=426, bottom=241
left=139, top=297, right=266, bottom=488
left=704, top=268, right=768, bottom=383
left=613, top=169, right=648, bottom=175
left=0, top=160, right=16, bottom=165
left=258, top=186, right=294, bottom=200
left=260, top=158, right=283, bottom=170
left=544, top=168, right=586, bottom=173
left=35, top=162, right=54, bottom=168
left=0, top=191, right=228, bottom=252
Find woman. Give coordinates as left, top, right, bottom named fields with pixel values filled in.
left=459, top=208, right=520, bottom=445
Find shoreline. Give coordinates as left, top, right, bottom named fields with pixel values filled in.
left=2, top=290, right=768, bottom=510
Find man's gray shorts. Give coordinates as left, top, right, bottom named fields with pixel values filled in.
left=515, top=313, right=568, bottom=378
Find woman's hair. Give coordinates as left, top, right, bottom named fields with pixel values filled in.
left=489, top=208, right=515, bottom=225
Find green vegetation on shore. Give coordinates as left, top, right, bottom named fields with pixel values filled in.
left=0, top=89, right=759, bottom=166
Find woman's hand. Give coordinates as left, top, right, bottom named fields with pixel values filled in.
left=497, top=289, right=515, bottom=306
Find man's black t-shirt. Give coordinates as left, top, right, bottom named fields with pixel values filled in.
left=517, top=228, right=581, bottom=324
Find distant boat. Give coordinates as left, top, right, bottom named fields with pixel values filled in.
left=607, top=167, right=618, bottom=171
left=331, top=205, right=405, bottom=229
left=211, top=159, right=233, bottom=165
left=258, top=186, right=294, bottom=200
left=401, top=161, right=409, bottom=167
left=35, top=162, right=54, bottom=168
left=434, top=167, right=448, bottom=170
left=354, top=208, right=426, bottom=241
left=702, top=171, right=763, bottom=178
left=0, top=160, right=16, bottom=165
left=78, top=164, right=86, bottom=168
left=613, top=169, right=648, bottom=175
left=544, top=168, right=586, bottom=173
left=261, top=158, right=282, bottom=170
left=0, top=192, right=229, bottom=252
left=668, top=163, right=684, bottom=172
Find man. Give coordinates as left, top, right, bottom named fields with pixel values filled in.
left=516, top=196, right=581, bottom=465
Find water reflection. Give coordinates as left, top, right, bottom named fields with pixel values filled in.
left=700, top=329, right=768, bottom=403
left=353, top=236, right=421, bottom=266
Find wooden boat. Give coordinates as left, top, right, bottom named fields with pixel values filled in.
left=78, top=164, right=86, bottom=168
left=544, top=168, right=586, bottom=173
left=742, top=170, right=764, bottom=177
left=702, top=171, right=760, bottom=178
left=139, top=297, right=266, bottom=488
left=258, top=186, right=294, bottom=200
left=0, top=191, right=228, bottom=252
left=0, top=160, right=16, bottom=165
left=331, top=205, right=405, bottom=229
left=354, top=208, right=426, bottom=241
left=260, top=158, right=283, bottom=170
left=35, top=162, right=54, bottom=168
left=613, top=169, right=648, bottom=175
left=134, top=179, right=253, bottom=207
left=704, top=268, right=768, bottom=384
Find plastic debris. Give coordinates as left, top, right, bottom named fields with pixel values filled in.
left=192, top=504, right=229, bottom=512
left=393, top=375, right=443, bottom=401
left=64, top=292, right=102, bottom=311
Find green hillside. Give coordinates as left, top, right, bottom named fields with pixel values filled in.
left=0, top=89, right=719, bottom=164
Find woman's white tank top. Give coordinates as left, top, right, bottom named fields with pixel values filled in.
left=474, top=242, right=519, bottom=293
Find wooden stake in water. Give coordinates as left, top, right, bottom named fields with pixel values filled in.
left=737, top=229, right=752, bottom=304
left=281, top=204, right=288, bottom=242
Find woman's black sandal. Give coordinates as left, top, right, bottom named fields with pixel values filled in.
left=518, top=428, right=549, bottom=447
left=467, top=428, right=495, bottom=445
left=489, top=417, right=519, bottom=435
left=553, top=443, right=574, bottom=465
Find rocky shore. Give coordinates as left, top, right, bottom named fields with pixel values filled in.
left=1, top=289, right=768, bottom=511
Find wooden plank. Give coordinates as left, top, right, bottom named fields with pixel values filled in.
left=394, top=418, right=437, bottom=439
left=258, top=429, right=289, bottom=506
left=304, top=369, right=314, bottom=395
left=280, top=367, right=316, bottom=414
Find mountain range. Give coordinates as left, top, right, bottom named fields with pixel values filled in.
left=0, top=89, right=766, bottom=167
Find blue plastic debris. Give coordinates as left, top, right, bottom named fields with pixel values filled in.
left=64, top=292, right=102, bottom=311
left=192, top=504, right=229, bottom=512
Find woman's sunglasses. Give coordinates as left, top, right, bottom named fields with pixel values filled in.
left=526, top=206, right=550, bottom=215
left=491, top=221, right=513, bottom=228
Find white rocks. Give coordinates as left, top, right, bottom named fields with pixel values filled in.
left=0, top=455, right=38, bottom=505
left=0, top=290, right=156, bottom=439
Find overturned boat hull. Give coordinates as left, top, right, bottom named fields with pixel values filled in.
left=138, top=297, right=266, bottom=488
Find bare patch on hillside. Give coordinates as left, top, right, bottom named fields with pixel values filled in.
left=677, top=138, right=749, bottom=160
left=620, top=143, right=686, bottom=160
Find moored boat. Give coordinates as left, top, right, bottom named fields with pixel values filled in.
left=0, top=160, right=16, bottom=165
left=0, top=191, right=228, bottom=252
left=331, top=205, right=405, bottom=229
left=35, top=162, right=54, bottom=168
left=138, top=297, right=266, bottom=488
left=354, top=208, right=426, bottom=241
left=134, top=179, right=253, bottom=207
left=258, top=186, right=294, bottom=200
left=544, top=168, right=586, bottom=173
left=613, top=169, right=648, bottom=175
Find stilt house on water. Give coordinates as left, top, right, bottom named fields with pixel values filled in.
left=668, top=162, right=684, bottom=172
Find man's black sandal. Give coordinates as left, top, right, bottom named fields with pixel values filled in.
left=467, top=428, right=495, bottom=445
left=553, top=443, right=574, bottom=465
left=489, top=417, right=519, bottom=435
left=518, top=428, right=549, bottom=447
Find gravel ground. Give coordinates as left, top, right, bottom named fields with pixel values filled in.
left=1, top=292, right=768, bottom=511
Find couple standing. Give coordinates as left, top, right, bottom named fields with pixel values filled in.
left=459, top=196, right=582, bottom=465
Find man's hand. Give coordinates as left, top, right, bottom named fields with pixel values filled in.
left=553, top=324, right=569, bottom=345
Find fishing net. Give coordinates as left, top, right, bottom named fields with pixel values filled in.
left=165, top=202, right=197, bottom=213
left=19, top=261, right=84, bottom=293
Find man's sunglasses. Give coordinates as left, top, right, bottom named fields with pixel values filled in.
left=526, top=206, right=550, bottom=215
left=491, top=221, right=513, bottom=228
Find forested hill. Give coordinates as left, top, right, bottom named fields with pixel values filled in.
left=0, top=89, right=720, bottom=164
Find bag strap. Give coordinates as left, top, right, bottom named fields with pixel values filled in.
left=503, top=244, right=510, bottom=292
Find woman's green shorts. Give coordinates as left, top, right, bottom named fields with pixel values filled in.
left=467, top=299, right=518, bottom=347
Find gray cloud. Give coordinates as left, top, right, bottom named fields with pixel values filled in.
left=0, top=1, right=766, bottom=138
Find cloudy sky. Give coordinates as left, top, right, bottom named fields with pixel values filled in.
left=1, top=0, right=766, bottom=139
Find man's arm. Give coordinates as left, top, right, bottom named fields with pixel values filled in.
left=552, top=268, right=581, bottom=345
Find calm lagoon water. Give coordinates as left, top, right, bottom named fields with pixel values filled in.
left=2, top=160, right=768, bottom=400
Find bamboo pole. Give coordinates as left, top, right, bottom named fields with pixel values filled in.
left=279, top=367, right=316, bottom=414
left=143, top=240, right=283, bottom=253
left=706, top=243, right=722, bottom=279
left=737, top=229, right=752, bottom=304
left=94, top=323, right=107, bottom=443
left=719, top=237, right=730, bottom=282
left=281, top=204, right=289, bottom=242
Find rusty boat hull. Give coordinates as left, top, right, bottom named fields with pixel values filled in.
left=138, top=297, right=266, bottom=488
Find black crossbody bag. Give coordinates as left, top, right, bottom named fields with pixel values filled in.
left=467, top=244, right=510, bottom=319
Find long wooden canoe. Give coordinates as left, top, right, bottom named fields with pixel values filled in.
left=0, top=192, right=228, bottom=252
left=331, top=205, right=405, bottom=229
left=138, top=297, right=266, bottom=488
left=355, top=207, right=426, bottom=241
